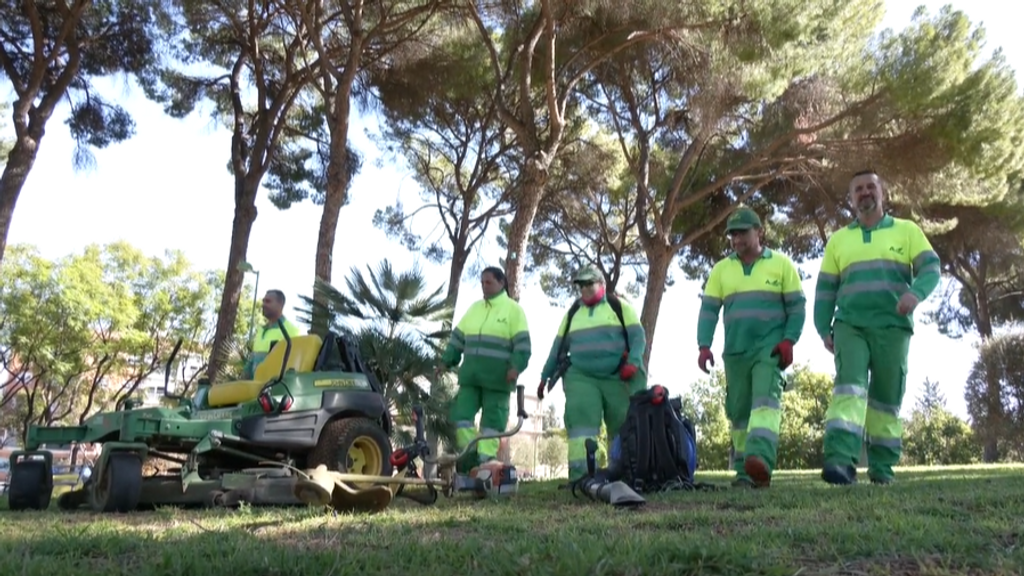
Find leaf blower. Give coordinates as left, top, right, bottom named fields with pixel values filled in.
left=569, top=437, right=646, bottom=509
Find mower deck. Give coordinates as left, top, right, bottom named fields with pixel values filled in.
left=55, top=466, right=395, bottom=513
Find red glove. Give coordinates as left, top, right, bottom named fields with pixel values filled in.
left=537, top=380, right=547, bottom=400
left=698, top=347, right=715, bottom=374
left=619, top=363, right=638, bottom=381
left=772, top=339, right=794, bottom=370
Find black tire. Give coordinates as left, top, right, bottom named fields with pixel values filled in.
left=57, top=489, right=87, bottom=511
left=7, top=460, right=52, bottom=511
left=89, top=452, right=143, bottom=513
left=203, top=490, right=226, bottom=508
left=308, top=417, right=393, bottom=489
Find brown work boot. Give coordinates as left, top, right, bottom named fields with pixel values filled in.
left=731, top=477, right=755, bottom=489
left=744, top=455, right=771, bottom=488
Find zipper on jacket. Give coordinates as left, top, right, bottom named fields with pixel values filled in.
left=477, top=300, right=493, bottom=355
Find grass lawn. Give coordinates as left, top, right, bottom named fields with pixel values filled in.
left=1, top=464, right=1022, bottom=576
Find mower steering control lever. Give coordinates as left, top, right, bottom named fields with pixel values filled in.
left=255, top=319, right=296, bottom=415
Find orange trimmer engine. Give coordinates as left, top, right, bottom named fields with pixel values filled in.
left=464, top=460, right=519, bottom=499
left=386, top=386, right=530, bottom=505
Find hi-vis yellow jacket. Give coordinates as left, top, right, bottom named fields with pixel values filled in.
left=441, top=291, right=531, bottom=391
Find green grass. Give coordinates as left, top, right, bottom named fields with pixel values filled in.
left=2, top=465, right=1022, bottom=576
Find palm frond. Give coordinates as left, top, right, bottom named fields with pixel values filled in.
left=297, top=260, right=457, bottom=448
left=295, top=278, right=362, bottom=333
left=206, top=333, right=250, bottom=384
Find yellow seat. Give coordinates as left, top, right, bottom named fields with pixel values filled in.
left=207, top=334, right=323, bottom=408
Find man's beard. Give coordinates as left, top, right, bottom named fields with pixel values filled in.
left=857, top=197, right=877, bottom=214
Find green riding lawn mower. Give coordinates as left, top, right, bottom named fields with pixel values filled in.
left=3, top=320, right=529, bottom=514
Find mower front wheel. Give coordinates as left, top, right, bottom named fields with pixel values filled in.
left=89, top=452, right=143, bottom=513
left=7, top=460, right=52, bottom=511
left=309, top=417, right=393, bottom=489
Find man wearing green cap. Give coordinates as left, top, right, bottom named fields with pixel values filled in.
left=697, top=206, right=806, bottom=488
left=537, top=265, right=647, bottom=483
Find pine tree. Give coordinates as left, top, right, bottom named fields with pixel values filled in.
left=915, top=378, right=947, bottom=417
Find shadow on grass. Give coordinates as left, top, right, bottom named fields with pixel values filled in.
left=3, top=465, right=1024, bottom=575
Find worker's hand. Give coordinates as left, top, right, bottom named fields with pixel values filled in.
left=619, top=363, right=638, bottom=381
left=897, top=292, right=920, bottom=315
left=506, top=367, right=519, bottom=383
left=537, top=380, right=547, bottom=400
left=771, top=339, right=794, bottom=370
left=823, top=335, right=834, bottom=354
left=698, top=347, right=715, bottom=374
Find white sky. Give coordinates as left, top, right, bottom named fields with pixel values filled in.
left=3, top=1, right=1020, bottom=421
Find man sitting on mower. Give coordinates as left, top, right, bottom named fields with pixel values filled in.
left=244, top=289, right=303, bottom=379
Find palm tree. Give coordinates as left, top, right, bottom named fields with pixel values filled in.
left=297, top=260, right=456, bottom=449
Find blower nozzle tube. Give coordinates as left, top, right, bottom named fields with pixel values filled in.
left=571, top=438, right=646, bottom=508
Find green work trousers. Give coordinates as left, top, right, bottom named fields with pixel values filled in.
left=724, top=345, right=785, bottom=479
left=450, top=382, right=510, bottom=471
left=563, top=366, right=647, bottom=481
left=822, top=320, right=911, bottom=481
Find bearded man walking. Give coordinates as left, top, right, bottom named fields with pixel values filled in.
left=814, top=170, right=941, bottom=486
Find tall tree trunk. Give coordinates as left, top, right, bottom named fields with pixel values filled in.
left=311, top=73, right=358, bottom=334
left=639, top=244, right=673, bottom=370
left=206, top=178, right=259, bottom=381
left=0, top=129, right=43, bottom=268
left=421, top=235, right=472, bottom=478
left=976, top=285, right=1001, bottom=462
left=314, top=147, right=350, bottom=285
left=447, top=234, right=471, bottom=305
left=0, top=1, right=84, bottom=269
left=503, top=161, right=549, bottom=300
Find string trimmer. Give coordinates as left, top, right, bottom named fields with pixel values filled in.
left=270, top=384, right=530, bottom=513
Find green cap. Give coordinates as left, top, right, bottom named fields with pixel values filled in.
left=574, top=265, right=603, bottom=284
left=725, top=207, right=762, bottom=232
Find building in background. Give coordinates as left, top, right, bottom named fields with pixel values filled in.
left=497, top=390, right=545, bottom=460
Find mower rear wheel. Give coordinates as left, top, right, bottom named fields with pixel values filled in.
left=89, top=452, right=143, bottom=513
left=7, top=460, right=52, bottom=511
left=308, top=417, right=393, bottom=490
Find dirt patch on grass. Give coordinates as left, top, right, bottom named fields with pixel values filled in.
left=713, top=500, right=759, bottom=512
left=994, top=532, right=1022, bottom=551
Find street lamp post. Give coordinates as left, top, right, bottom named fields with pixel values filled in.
left=237, top=260, right=260, bottom=350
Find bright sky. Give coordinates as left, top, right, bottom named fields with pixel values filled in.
left=3, top=1, right=1020, bottom=421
